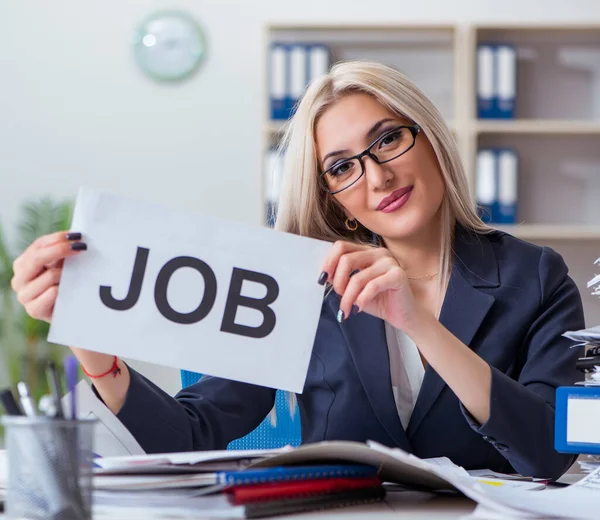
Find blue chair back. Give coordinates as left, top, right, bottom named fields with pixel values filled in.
left=180, top=370, right=301, bottom=450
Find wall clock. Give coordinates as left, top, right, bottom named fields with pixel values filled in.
left=133, top=11, right=206, bottom=82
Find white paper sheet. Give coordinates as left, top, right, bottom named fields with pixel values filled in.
left=449, top=466, right=600, bottom=520
left=0, top=449, right=6, bottom=490
left=62, top=380, right=145, bottom=458
left=95, top=446, right=289, bottom=471
left=48, top=188, right=331, bottom=393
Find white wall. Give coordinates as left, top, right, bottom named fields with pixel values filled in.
left=1, top=0, right=600, bottom=394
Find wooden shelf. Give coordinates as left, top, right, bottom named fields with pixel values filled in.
left=266, top=120, right=458, bottom=135
left=495, top=224, right=600, bottom=240
left=475, top=120, right=600, bottom=135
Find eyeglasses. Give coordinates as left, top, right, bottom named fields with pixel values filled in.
left=319, top=124, right=421, bottom=195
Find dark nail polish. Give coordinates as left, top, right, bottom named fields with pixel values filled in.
left=318, top=272, right=328, bottom=285
left=349, top=269, right=360, bottom=278
left=336, top=309, right=345, bottom=323
left=351, top=304, right=360, bottom=315
left=70, top=242, right=87, bottom=251
left=66, top=232, right=82, bottom=241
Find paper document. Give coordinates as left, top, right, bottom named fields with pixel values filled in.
left=49, top=188, right=331, bottom=393
left=564, top=325, right=600, bottom=344
left=93, top=473, right=218, bottom=491
left=62, top=380, right=145, bottom=458
left=0, top=449, right=6, bottom=490
left=95, top=447, right=289, bottom=472
left=449, top=466, right=600, bottom=520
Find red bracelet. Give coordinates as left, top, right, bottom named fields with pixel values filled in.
left=81, top=356, right=122, bottom=379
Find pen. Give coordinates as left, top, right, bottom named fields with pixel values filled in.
left=65, top=355, right=78, bottom=420
left=17, top=381, right=37, bottom=417
left=0, top=388, right=24, bottom=416
left=47, top=361, right=66, bottom=419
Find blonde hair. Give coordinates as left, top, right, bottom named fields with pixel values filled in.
left=270, top=60, right=493, bottom=422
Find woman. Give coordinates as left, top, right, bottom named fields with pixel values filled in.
left=11, top=61, right=583, bottom=479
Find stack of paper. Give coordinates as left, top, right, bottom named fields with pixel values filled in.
left=461, top=466, right=600, bottom=520
left=564, top=259, right=600, bottom=385
left=578, top=455, right=600, bottom=474
left=588, top=257, right=600, bottom=297
left=88, top=440, right=555, bottom=519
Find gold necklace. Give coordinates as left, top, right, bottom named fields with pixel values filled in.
left=407, top=271, right=439, bottom=281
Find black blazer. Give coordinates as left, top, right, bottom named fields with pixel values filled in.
left=114, top=225, right=584, bottom=479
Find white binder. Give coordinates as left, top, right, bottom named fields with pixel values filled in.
left=496, top=149, right=518, bottom=224
left=264, top=148, right=285, bottom=227
left=477, top=45, right=495, bottom=119
left=309, top=44, right=330, bottom=82
left=288, top=45, right=307, bottom=117
left=475, top=149, right=497, bottom=223
left=495, top=45, right=516, bottom=118
left=270, top=44, right=287, bottom=120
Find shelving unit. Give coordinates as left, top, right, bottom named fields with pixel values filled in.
left=262, top=22, right=600, bottom=322
left=474, top=120, right=600, bottom=135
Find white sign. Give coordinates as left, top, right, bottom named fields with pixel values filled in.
left=49, top=188, right=331, bottom=393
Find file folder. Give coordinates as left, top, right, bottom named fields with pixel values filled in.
left=264, top=148, right=284, bottom=227
left=308, top=44, right=330, bottom=83
left=555, top=386, right=600, bottom=455
left=288, top=45, right=307, bottom=118
left=495, top=45, right=517, bottom=119
left=475, top=149, right=497, bottom=223
left=270, top=44, right=288, bottom=120
left=477, top=44, right=495, bottom=119
left=495, top=148, right=518, bottom=224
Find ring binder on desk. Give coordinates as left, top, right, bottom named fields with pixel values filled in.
left=555, top=386, right=600, bottom=455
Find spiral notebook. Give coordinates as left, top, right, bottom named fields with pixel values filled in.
left=228, top=476, right=382, bottom=504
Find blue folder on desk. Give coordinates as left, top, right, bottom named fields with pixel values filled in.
left=180, top=370, right=302, bottom=450
left=555, top=386, right=600, bottom=455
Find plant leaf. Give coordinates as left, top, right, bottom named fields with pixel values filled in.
left=0, top=221, right=14, bottom=291
left=16, top=197, right=73, bottom=254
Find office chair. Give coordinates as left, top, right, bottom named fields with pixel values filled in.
left=180, top=370, right=302, bottom=450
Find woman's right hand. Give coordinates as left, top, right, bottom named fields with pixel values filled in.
left=11, top=231, right=87, bottom=323
left=11, top=230, right=131, bottom=415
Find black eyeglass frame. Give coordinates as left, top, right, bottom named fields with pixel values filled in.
left=319, top=124, right=421, bottom=195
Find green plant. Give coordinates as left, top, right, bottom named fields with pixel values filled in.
left=0, top=197, right=73, bottom=401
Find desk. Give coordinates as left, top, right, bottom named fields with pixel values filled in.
left=1, top=492, right=477, bottom=519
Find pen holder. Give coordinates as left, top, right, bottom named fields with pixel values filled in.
left=1, top=416, right=97, bottom=520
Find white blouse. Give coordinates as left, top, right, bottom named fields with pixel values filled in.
left=384, top=322, right=425, bottom=430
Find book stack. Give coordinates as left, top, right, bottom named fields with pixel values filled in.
left=217, top=465, right=384, bottom=518
left=91, top=440, right=465, bottom=518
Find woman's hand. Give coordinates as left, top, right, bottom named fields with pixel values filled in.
left=319, top=241, right=419, bottom=329
left=11, top=230, right=131, bottom=415
left=11, top=231, right=87, bottom=323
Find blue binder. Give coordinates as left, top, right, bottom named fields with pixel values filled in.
left=477, top=44, right=495, bottom=119
left=477, top=44, right=517, bottom=119
left=555, top=386, right=600, bottom=455
left=495, top=44, right=516, bottom=119
left=475, top=148, right=497, bottom=223
left=495, top=148, right=518, bottom=224
left=307, top=43, right=330, bottom=83
left=287, top=44, right=307, bottom=119
left=270, top=43, right=288, bottom=120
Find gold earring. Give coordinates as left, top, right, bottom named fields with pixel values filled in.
left=345, top=218, right=358, bottom=231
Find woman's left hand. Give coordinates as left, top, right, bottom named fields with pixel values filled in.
left=320, top=240, right=420, bottom=330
